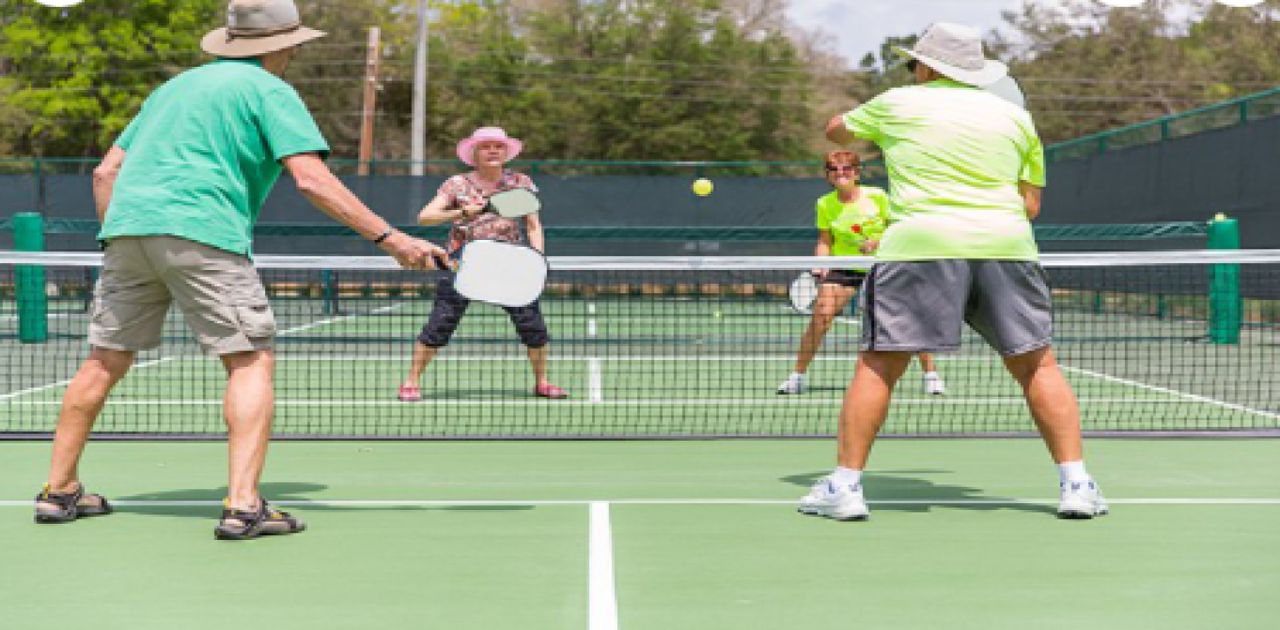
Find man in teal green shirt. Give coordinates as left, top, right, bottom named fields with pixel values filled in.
left=798, top=23, right=1106, bottom=523
left=34, top=0, right=446, bottom=540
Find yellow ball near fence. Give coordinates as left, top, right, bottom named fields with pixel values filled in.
left=692, top=178, right=714, bottom=197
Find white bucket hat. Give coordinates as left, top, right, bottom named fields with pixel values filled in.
left=456, top=127, right=524, bottom=166
left=201, top=0, right=327, bottom=59
left=896, top=22, right=1007, bottom=87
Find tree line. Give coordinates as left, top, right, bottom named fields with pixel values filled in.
left=1, top=0, right=1278, bottom=162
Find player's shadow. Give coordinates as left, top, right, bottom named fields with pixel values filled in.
left=803, top=385, right=849, bottom=394
left=114, top=482, right=534, bottom=519
left=414, top=388, right=547, bottom=400
left=781, top=470, right=1056, bottom=516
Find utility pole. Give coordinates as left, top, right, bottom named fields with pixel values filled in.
left=411, top=0, right=429, bottom=176
left=357, top=26, right=381, bottom=176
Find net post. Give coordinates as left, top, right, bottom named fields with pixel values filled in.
left=1207, top=214, right=1241, bottom=345
left=13, top=212, right=49, bottom=343
left=321, top=269, right=338, bottom=315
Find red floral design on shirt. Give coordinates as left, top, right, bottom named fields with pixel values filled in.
left=439, top=171, right=538, bottom=254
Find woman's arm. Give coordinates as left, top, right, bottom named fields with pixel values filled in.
left=418, top=193, right=483, bottom=226
left=524, top=213, right=545, bottom=253
left=812, top=230, right=833, bottom=277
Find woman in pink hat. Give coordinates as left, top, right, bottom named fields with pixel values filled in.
left=398, top=127, right=569, bottom=400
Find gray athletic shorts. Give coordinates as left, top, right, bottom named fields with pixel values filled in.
left=858, top=260, right=1053, bottom=356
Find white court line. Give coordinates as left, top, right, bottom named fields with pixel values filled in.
left=586, top=302, right=604, bottom=403
left=0, top=498, right=1277, bottom=508
left=277, top=303, right=404, bottom=336
left=589, top=502, right=619, bottom=630
left=779, top=304, right=859, bottom=327
left=0, top=314, right=75, bottom=321
left=587, top=360, right=604, bottom=403
left=0, top=304, right=405, bottom=403
left=256, top=355, right=1000, bottom=362
left=0, top=397, right=1222, bottom=407
left=0, top=356, right=176, bottom=402
left=1062, top=365, right=1280, bottom=422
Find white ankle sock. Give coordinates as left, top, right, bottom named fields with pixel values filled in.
left=831, top=466, right=862, bottom=487
left=1058, top=460, right=1090, bottom=484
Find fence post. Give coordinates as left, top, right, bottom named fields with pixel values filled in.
left=1207, top=214, right=1241, bottom=345
left=14, top=212, right=49, bottom=343
left=321, top=269, right=338, bottom=315
left=32, top=157, right=44, bottom=212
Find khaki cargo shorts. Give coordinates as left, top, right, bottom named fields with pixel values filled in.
left=89, top=236, right=276, bottom=355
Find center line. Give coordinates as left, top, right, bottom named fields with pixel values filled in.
left=588, top=501, right=619, bottom=630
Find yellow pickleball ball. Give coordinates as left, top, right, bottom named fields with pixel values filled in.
left=1214, top=212, right=1227, bottom=221
left=692, top=178, right=714, bottom=197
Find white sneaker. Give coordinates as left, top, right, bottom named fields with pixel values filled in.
left=797, top=478, right=869, bottom=521
left=777, top=373, right=807, bottom=395
left=923, top=372, right=945, bottom=396
left=1058, top=479, right=1109, bottom=519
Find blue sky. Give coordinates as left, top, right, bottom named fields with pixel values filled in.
left=785, top=0, right=1026, bottom=66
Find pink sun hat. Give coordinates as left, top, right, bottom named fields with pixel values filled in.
left=455, top=126, right=523, bottom=166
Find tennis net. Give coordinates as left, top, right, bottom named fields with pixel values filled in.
left=2, top=250, right=1278, bottom=438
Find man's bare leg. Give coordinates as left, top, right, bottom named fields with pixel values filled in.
left=836, top=351, right=913, bottom=469
left=221, top=350, right=275, bottom=510
left=1002, top=347, right=1082, bottom=463
left=40, top=347, right=135, bottom=513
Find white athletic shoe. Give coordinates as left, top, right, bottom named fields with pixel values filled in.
left=777, top=373, right=807, bottom=395
left=1057, top=479, right=1109, bottom=519
left=797, top=478, right=869, bottom=521
left=923, top=372, right=945, bottom=396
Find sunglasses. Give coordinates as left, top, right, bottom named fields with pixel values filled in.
left=825, top=165, right=858, bottom=174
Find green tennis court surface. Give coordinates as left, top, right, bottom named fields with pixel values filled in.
left=2, top=255, right=1278, bottom=626
left=2, top=439, right=1279, bottom=629
left=3, top=294, right=1277, bottom=436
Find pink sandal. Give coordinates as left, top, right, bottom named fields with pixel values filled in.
left=397, top=384, right=422, bottom=402
left=534, top=383, right=568, bottom=399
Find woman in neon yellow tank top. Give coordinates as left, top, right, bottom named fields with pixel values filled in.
left=777, top=151, right=944, bottom=396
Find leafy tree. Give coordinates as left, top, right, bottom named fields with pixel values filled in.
left=0, top=0, right=221, bottom=156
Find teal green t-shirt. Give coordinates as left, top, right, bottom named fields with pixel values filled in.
left=843, top=78, right=1045, bottom=261
left=100, top=58, right=330, bottom=255
left=814, top=186, right=890, bottom=258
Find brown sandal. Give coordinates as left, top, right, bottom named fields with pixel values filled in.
left=34, top=483, right=113, bottom=524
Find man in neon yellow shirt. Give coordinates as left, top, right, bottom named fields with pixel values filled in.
left=798, top=23, right=1105, bottom=522
left=776, top=150, right=943, bottom=396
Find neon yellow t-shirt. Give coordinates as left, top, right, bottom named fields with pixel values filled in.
left=843, top=78, right=1045, bottom=261
left=814, top=186, right=890, bottom=258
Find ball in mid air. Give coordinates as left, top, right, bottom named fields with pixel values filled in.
left=692, top=178, right=714, bottom=197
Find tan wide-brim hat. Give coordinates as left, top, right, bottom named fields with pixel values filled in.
left=895, top=22, right=1007, bottom=87
left=201, top=0, right=327, bottom=58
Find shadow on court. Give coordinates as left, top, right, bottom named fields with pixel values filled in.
left=780, top=470, right=1055, bottom=516
left=114, top=482, right=534, bottom=518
